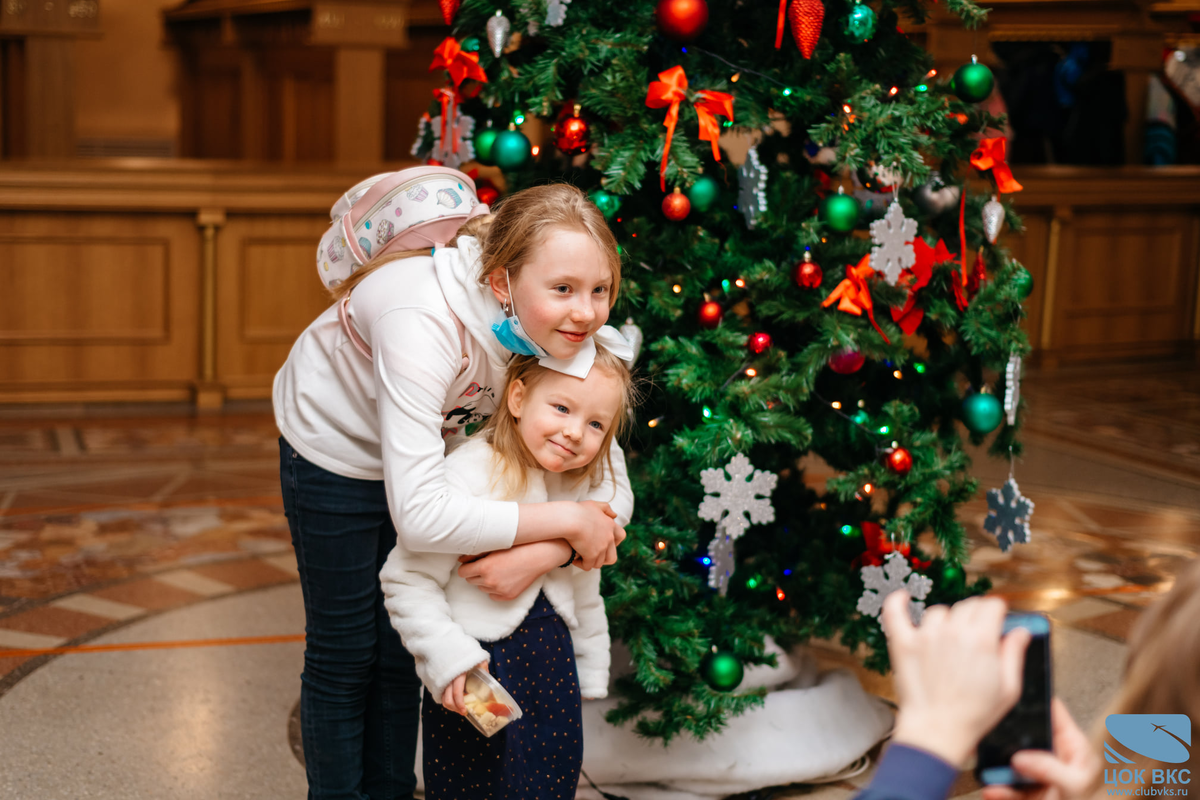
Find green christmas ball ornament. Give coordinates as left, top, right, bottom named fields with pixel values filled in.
left=492, top=128, right=532, bottom=170
left=473, top=127, right=499, bottom=166
left=686, top=175, right=721, bottom=213
left=962, top=392, right=1004, bottom=435
left=589, top=188, right=622, bottom=220
left=460, top=36, right=482, bottom=53
left=1013, top=267, right=1034, bottom=301
left=821, top=192, right=860, bottom=232
left=952, top=57, right=995, bottom=103
left=701, top=650, right=744, bottom=692
left=843, top=2, right=877, bottom=41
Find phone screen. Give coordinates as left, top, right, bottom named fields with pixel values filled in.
left=976, top=613, right=1053, bottom=785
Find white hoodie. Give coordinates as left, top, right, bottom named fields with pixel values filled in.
left=273, top=237, right=634, bottom=556
left=380, top=436, right=616, bottom=702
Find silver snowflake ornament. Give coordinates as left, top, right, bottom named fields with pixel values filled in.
left=707, top=525, right=736, bottom=595
left=857, top=551, right=933, bottom=624
left=1004, top=353, right=1022, bottom=426
left=427, top=113, right=475, bottom=169
left=545, top=0, right=571, bottom=26
left=984, top=478, right=1034, bottom=553
left=869, top=200, right=919, bottom=285
left=737, top=146, right=768, bottom=230
left=697, top=453, right=777, bottom=541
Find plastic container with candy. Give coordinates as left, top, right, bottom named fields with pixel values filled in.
left=461, top=667, right=522, bottom=738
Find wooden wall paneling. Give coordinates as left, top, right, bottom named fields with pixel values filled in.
left=215, top=213, right=334, bottom=399
left=1052, top=209, right=1197, bottom=360
left=0, top=212, right=201, bottom=402
left=0, top=40, right=23, bottom=158
left=193, top=48, right=242, bottom=159
left=333, top=46, right=385, bottom=165
left=260, top=46, right=334, bottom=163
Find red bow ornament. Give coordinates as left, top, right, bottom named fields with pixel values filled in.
left=645, top=66, right=733, bottom=191
left=970, top=136, right=1023, bottom=194
left=853, top=522, right=931, bottom=571
left=822, top=255, right=891, bottom=344
left=429, top=37, right=488, bottom=91
left=890, top=237, right=955, bottom=334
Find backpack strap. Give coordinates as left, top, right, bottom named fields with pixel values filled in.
left=339, top=293, right=469, bottom=377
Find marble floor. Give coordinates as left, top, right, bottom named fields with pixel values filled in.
left=0, top=362, right=1197, bottom=799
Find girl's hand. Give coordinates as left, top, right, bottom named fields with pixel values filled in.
left=441, top=661, right=489, bottom=716
left=569, top=501, right=625, bottom=570
left=884, top=591, right=1030, bottom=768
left=458, top=541, right=573, bottom=600
left=981, top=699, right=1102, bottom=800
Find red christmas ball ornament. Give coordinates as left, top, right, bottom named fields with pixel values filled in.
left=555, top=105, right=590, bottom=155
left=438, top=0, right=460, bottom=25
left=662, top=188, right=692, bottom=221
left=828, top=348, right=865, bottom=374
left=698, top=300, right=723, bottom=329
left=656, top=0, right=709, bottom=41
left=477, top=186, right=500, bottom=206
left=747, top=332, right=773, bottom=354
left=788, top=0, right=824, bottom=59
left=426, top=158, right=445, bottom=166
left=885, top=446, right=914, bottom=476
left=793, top=251, right=823, bottom=289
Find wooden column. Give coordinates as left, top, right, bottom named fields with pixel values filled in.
left=333, top=46, right=385, bottom=166
left=195, top=207, right=227, bottom=412
left=1112, top=33, right=1167, bottom=166
left=23, top=36, right=75, bottom=157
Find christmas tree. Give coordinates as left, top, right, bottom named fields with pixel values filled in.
left=416, top=0, right=1033, bottom=743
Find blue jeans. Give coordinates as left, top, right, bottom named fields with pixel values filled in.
left=280, top=437, right=423, bottom=800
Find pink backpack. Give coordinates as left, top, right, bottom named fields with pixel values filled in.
left=318, top=166, right=488, bottom=366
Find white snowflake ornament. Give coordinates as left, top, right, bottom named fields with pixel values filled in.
left=737, top=147, right=768, bottom=230
left=1004, top=353, right=1022, bottom=426
left=857, top=551, right=933, bottom=624
left=545, top=0, right=571, bottom=26
left=869, top=200, right=919, bottom=285
left=707, top=525, right=736, bottom=595
left=984, top=478, right=1034, bottom=552
left=697, top=454, right=777, bottom=541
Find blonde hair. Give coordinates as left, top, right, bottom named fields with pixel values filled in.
left=328, top=183, right=621, bottom=303
left=482, top=345, right=634, bottom=500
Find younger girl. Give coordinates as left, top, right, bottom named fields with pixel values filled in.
left=380, top=345, right=635, bottom=799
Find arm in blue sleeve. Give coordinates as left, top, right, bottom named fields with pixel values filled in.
left=852, top=744, right=960, bottom=800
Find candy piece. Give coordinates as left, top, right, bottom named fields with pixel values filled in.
left=486, top=702, right=511, bottom=717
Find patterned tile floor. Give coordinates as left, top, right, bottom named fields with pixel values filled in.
left=0, top=363, right=1197, bottom=799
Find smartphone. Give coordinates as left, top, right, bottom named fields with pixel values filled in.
left=975, top=612, right=1053, bottom=786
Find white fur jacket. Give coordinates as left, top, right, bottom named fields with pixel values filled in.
left=380, top=435, right=628, bottom=703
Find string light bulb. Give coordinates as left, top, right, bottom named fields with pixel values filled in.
left=893, top=369, right=903, bottom=379
left=745, top=368, right=757, bottom=377
left=648, top=416, right=664, bottom=428
left=776, top=587, right=786, bottom=601
left=672, top=284, right=682, bottom=293
left=735, top=278, right=746, bottom=288
left=655, top=538, right=669, bottom=552
left=731, top=72, right=740, bottom=82
left=889, top=86, right=899, bottom=96
left=862, top=483, right=874, bottom=494
left=831, top=401, right=842, bottom=409
left=531, top=145, right=540, bottom=156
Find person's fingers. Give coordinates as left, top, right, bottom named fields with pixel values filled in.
left=605, top=541, right=618, bottom=566
left=998, top=627, right=1032, bottom=705
left=920, top=602, right=949, bottom=631
left=1049, top=698, right=1091, bottom=759
left=454, top=674, right=468, bottom=715
left=881, top=591, right=915, bottom=645
left=442, top=683, right=456, bottom=713
left=981, top=786, right=1030, bottom=800
left=457, top=561, right=480, bottom=580
left=613, top=525, right=627, bottom=547
left=1011, top=750, right=1075, bottom=788
left=598, top=502, right=617, bottom=519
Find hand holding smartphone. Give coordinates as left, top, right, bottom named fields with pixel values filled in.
left=976, top=613, right=1053, bottom=786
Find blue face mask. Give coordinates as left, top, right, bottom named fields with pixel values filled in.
left=491, top=269, right=551, bottom=358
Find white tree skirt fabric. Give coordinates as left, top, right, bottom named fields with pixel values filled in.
left=414, top=640, right=893, bottom=800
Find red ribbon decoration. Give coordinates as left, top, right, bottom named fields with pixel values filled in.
left=952, top=250, right=990, bottom=311
left=890, top=237, right=955, bottom=335
left=645, top=66, right=690, bottom=192
left=429, top=37, right=488, bottom=91
left=775, top=0, right=788, bottom=47
left=970, top=137, right=1023, bottom=194
left=852, top=522, right=931, bottom=571
left=821, top=255, right=891, bottom=344
left=694, top=90, right=734, bottom=162
left=432, top=88, right=460, bottom=154
left=646, top=67, right=734, bottom=191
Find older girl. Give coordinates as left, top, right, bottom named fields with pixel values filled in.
left=275, top=173, right=631, bottom=799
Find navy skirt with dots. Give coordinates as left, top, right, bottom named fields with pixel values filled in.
left=422, top=591, right=583, bottom=800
